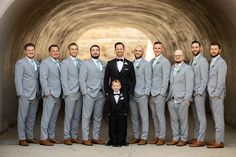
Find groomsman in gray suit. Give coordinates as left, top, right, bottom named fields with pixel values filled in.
left=39, top=44, right=62, bottom=146
left=15, top=43, right=40, bottom=146
left=61, top=43, right=82, bottom=145
left=79, top=45, right=106, bottom=146
left=149, top=42, right=171, bottom=145
left=207, top=42, right=227, bottom=149
left=129, top=46, right=151, bottom=145
left=167, top=49, right=194, bottom=146
left=189, top=41, right=209, bottom=147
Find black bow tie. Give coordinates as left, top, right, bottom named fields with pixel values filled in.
left=116, top=59, right=124, bottom=62
left=114, top=93, right=120, bottom=96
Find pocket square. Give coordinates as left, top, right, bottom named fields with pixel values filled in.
left=120, top=97, right=124, bottom=100
left=125, top=68, right=129, bottom=71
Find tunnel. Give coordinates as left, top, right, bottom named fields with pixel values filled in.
left=0, top=0, right=235, bottom=133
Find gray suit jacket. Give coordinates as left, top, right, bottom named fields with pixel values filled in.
left=60, top=56, right=82, bottom=99
left=207, top=56, right=227, bottom=98
left=133, top=58, right=152, bottom=97
left=79, top=58, right=106, bottom=97
left=190, top=54, right=209, bottom=96
left=150, top=55, right=171, bottom=97
left=167, top=62, right=194, bottom=103
left=15, top=57, right=40, bottom=100
left=40, top=56, right=61, bottom=98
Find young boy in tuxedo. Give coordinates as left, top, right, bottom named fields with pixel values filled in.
left=106, top=80, right=129, bottom=147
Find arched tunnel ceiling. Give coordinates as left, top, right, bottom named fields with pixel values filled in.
left=6, top=0, right=223, bottom=65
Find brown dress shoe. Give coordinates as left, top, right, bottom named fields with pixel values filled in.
left=207, top=142, right=224, bottom=148
left=166, top=140, right=179, bottom=146
left=176, top=140, right=187, bottom=146
left=129, top=138, right=140, bottom=144
left=83, top=140, right=93, bottom=146
left=187, top=138, right=197, bottom=144
left=156, top=139, right=165, bottom=146
left=64, top=139, right=72, bottom=145
left=40, top=140, right=54, bottom=146
left=92, top=139, right=105, bottom=145
left=26, top=138, right=39, bottom=144
left=149, top=138, right=159, bottom=144
left=71, top=138, right=80, bottom=144
left=206, top=140, right=216, bottom=146
left=137, top=139, right=147, bottom=145
left=19, top=140, right=29, bottom=146
left=49, top=138, right=63, bottom=144
left=189, top=141, right=205, bottom=147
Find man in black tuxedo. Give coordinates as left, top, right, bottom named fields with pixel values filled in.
left=104, top=42, right=136, bottom=97
left=104, top=42, right=135, bottom=146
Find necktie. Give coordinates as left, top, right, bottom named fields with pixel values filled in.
left=96, top=60, right=102, bottom=71
left=30, top=60, right=37, bottom=71
left=55, top=60, right=60, bottom=70
left=74, top=59, right=80, bottom=69
left=152, top=59, right=158, bottom=68
left=173, top=65, right=179, bottom=76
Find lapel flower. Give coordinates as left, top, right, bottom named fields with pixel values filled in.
left=193, top=60, right=197, bottom=65
left=124, top=62, right=128, bottom=65
left=176, top=67, right=180, bottom=73
left=156, top=61, right=160, bottom=64
left=211, top=63, right=215, bottom=68
left=136, top=64, right=139, bottom=68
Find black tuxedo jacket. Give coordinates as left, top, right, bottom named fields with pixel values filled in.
left=108, top=93, right=129, bottom=115
left=104, top=58, right=136, bottom=95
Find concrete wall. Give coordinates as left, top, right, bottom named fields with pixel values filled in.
left=0, top=0, right=236, bottom=132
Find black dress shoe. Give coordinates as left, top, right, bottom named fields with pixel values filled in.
left=105, top=141, right=113, bottom=146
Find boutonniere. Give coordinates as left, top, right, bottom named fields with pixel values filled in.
left=211, top=63, right=215, bottom=68
left=176, top=67, right=180, bottom=73
left=156, top=61, right=160, bottom=64
left=136, top=64, right=139, bottom=68
left=124, top=62, right=128, bottom=65
left=193, top=60, right=197, bottom=65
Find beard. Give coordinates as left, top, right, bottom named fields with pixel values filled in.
left=175, top=60, right=182, bottom=64
left=211, top=53, right=219, bottom=58
left=91, top=54, right=99, bottom=59
left=193, top=51, right=200, bottom=56
left=135, top=55, right=142, bottom=59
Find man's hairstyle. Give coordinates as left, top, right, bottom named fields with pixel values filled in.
left=68, top=43, right=78, bottom=50
left=210, top=42, right=221, bottom=49
left=48, top=44, right=59, bottom=52
left=114, top=42, right=125, bottom=49
left=90, top=45, right=100, bottom=51
left=24, top=43, right=35, bottom=50
left=191, top=40, right=201, bottom=47
left=112, top=79, right=121, bottom=85
left=153, top=41, right=162, bottom=45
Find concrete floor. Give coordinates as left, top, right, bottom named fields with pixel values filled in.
left=0, top=109, right=236, bottom=157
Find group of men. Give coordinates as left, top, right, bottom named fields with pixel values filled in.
left=15, top=40, right=227, bottom=149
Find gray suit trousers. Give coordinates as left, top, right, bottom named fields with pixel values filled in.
left=129, top=95, right=149, bottom=139
left=149, top=95, right=166, bottom=139
left=18, top=96, right=39, bottom=140
left=64, top=94, right=83, bottom=139
left=40, top=95, right=61, bottom=140
left=209, top=97, right=224, bottom=143
left=168, top=100, right=189, bottom=141
left=191, top=93, right=207, bottom=141
left=82, top=91, right=104, bottom=140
